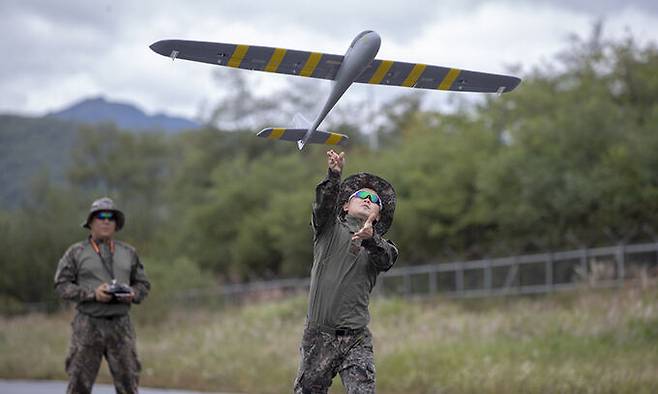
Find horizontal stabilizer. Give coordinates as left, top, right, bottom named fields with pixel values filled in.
left=257, top=128, right=349, bottom=146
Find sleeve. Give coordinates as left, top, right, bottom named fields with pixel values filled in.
left=311, top=169, right=342, bottom=236
left=361, top=234, right=399, bottom=272
left=130, top=253, right=151, bottom=304
left=53, top=245, right=96, bottom=303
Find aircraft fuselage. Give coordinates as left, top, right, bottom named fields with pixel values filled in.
left=298, top=30, right=381, bottom=149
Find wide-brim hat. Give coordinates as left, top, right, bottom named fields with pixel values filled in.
left=337, top=172, right=396, bottom=235
left=81, top=197, right=125, bottom=230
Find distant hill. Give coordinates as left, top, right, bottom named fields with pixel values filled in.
left=47, top=96, right=199, bottom=133
left=0, top=96, right=201, bottom=208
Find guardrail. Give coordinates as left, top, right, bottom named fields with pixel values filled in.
left=176, top=242, right=658, bottom=304
left=15, top=242, right=657, bottom=314
left=377, top=242, right=657, bottom=298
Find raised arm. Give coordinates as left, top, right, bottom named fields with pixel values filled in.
left=312, top=150, right=345, bottom=235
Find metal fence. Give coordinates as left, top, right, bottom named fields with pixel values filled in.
left=377, top=242, right=658, bottom=298
left=177, top=242, right=658, bottom=304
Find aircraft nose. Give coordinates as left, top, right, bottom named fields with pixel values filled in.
left=364, top=31, right=381, bottom=45
left=362, top=31, right=381, bottom=55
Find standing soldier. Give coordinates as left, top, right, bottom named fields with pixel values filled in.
left=294, top=150, right=399, bottom=394
left=54, top=197, right=151, bottom=394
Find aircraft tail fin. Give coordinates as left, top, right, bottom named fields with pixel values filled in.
left=257, top=128, right=349, bottom=146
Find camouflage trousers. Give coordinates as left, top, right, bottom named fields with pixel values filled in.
left=65, top=312, right=141, bottom=394
left=293, top=325, right=376, bottom=394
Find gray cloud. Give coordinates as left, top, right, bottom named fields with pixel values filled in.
left=1, top=0, right=657, bottom=117
left=533, top=0, right=658, bottom=15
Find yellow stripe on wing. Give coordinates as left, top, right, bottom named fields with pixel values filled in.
left=227, top=45, right=249, bottom=68
left=300, top=52, right=322, bottom=77
left=268, top=128, right=285, bottom=140
left=402, top=64, right=426, bottom=87
left=368, top=60, right=394, bottom=84
left=325, top=133, right=343, bottom=145
left=438, top=68, right=461, bottom=90
left=265, top=48, right=287, bottom=72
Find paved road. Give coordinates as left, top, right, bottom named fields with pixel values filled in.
left=0, top=379, right=236, bottom=394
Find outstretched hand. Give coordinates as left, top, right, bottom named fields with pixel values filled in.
left=352, top=211, right=378, bottom=241
left=327, top=150, right=345, bottom=174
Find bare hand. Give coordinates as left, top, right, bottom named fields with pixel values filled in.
left=352, top=211, right=378, bottom=241
left=95, top=283, right=112, bottom=303
left=327, top=150, right=345, bottom=174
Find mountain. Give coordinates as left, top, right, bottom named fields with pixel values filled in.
left=0, top=97, right=200, bottom=208
left=47, top=96, right=199, bottom=133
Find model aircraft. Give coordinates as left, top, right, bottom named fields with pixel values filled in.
left=150, top=30, right=521, bottom=150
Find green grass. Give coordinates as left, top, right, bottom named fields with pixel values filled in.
left=1, top=286, right=657, bottom=393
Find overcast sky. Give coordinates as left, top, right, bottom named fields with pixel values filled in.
left=2, top=0, right=657, bottom=119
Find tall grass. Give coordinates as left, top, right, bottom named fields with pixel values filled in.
left=1, top=286, right=657, bottom=393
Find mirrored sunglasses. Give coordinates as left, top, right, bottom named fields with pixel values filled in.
left=95, top=211, right=116, bottom=221
left=350, top=190, right=382, bottom=208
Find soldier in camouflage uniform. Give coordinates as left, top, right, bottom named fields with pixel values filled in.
left=54, top=197, right=151, bottom=394
left=294, top=150, right=399, bottom=394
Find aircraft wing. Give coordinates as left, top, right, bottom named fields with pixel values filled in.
left=354, top=59, right=521, bottom=93
left=150, top=40, right=520, bottom=93
left=150, top=40, right=343, bottom=80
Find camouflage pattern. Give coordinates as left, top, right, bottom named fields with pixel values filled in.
left=55, top=234, right=149, bottom=393
left=295, top=169, right=398, bottom=393
left=54, top=239, right=151, bottom=317
left=294, top=326, right=375, bottom=394
left=65, top=313, right=141, bottom=394
left=82, top=197, right=126, bottom=230
left=337, top=172, right=396, bottom=236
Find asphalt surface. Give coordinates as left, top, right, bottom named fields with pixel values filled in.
left=0, top=379, right=233, bottom=394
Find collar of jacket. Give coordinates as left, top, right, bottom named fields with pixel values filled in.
left=342, top=215, right=365, bottom=233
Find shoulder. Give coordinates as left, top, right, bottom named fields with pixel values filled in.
left=114, top=240, right=138, bottom=255
left=64, top=241, right=87, bottom=260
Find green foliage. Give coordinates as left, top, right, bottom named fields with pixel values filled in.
left=133, top=256, right=214, bottom=325
left=0, top=115, right=78, bottom=207
left=0, top=177, right=84, bottom=310
left=68, top=124, right=173, bottom=249
left=1, top=27, right=658, bottom=306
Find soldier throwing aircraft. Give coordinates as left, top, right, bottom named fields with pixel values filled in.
left=150, top=30, right=521, bottom=150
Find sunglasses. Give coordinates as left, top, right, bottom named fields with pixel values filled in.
left=350, top=190, right=382, bottom=208
left=95, top=211, right=116, bottom=221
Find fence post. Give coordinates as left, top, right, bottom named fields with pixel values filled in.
left=456, top=263, right=464, bottom=295
left=580, top=247, right=589, bottom=285
left=546, top=252, right=554, bottom=292
left=503, top=260, right=518, bottom=294
left=403, top=272, right=411, bottom=297
left=429, top=268, right=437, bottom=296
left=484, top=259, right=492, bottom=295
left=616, top=243, right=625, bottom=285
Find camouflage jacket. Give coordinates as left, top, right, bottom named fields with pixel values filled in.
left=54, top=238, right=151, bottom=317
left=306, top=169, right=398, bottom=329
